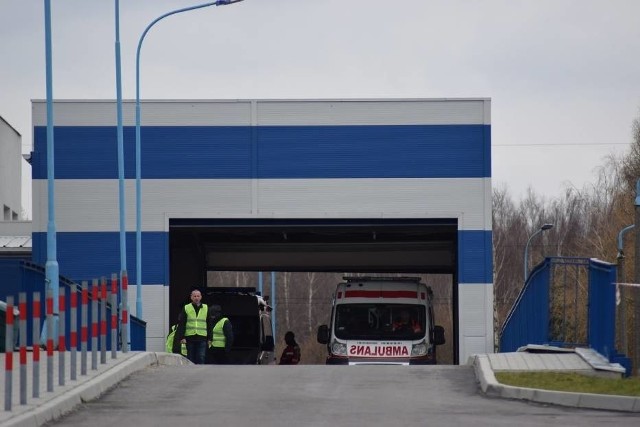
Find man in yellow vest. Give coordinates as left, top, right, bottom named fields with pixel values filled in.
left=174, top=288, right=213, bottom=364
left=208, top=304, right=234, bottom=364
left=165, top=324, right=187, bottom=356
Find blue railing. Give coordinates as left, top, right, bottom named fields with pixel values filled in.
left=500, top=256, right=630, bottom=374
left=0, top=258, right=146, bottom=350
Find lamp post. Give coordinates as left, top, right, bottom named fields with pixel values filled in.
left=133, top=0, right=245, bottom=321
left=114, top=0, right=127, bottom=306
left=43, top=0, right=59, bottom=341
left=523, top=223, right=554, bottom=282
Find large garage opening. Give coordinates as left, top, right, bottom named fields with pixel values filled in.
left=169, top=218, right=459, bottom=364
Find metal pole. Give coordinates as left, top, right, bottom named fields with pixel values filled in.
left=524, top=224, right=554, bottom=282
left=32, top=292, right=41, bottom=398
left=617, top=225, right=634, bottom=359
left=46, top=288, right=53, bottom=392
left=58, top=287, right=65, bottom=386
left=19, top=293, right=27, bottom=405
left=70, top=284, right=77, bottom=381
left=114, top=0, right=130, bottom=320
left=133, top=0, right=246, bottom=320
left=271, top=271, right=276, bottom=342
left=100, top=277, right=107, bottom=363
left=111, top=274, right=118, bottom=359
left=44, top=0, right=60, bottom=348
left=634, top=180, right=640, bottom=375
left=4, top=296, right=14, bottom=411
left=80, top=281, right=88, bottom=376
left=91, top=280, right=98, bottom=370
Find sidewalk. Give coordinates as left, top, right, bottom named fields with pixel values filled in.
left=472, top=350, right=640, bottom=412
left=0, top=351, right=188, bottom=427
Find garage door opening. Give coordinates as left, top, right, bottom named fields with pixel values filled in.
left=169, top=219, right=459, bottom=364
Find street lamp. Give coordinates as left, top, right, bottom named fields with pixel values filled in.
left=43, top=0, right=60, bottom=356
left=133, top=0, right=245, bottom=322
left=523, top=223, right=554, bottom=282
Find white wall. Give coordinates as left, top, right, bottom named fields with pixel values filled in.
left=0, top=116, right=22, bottom=220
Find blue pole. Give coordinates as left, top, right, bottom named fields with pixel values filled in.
left=44, top=0, right=59, bottom=336
left=258, top=271, right=263, bottom=295
left=134, top=0, right=246, bottom=322
left=114, top=0, right=129, bottom=311
left=271, top=272, right=276, bottom=342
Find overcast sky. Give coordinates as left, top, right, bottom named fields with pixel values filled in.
left=1, top=0, right=639, bottom=219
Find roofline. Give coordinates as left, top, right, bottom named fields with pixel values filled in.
left=31, top=97, right=492, bottom=104
left=0, top=115, right=22, bottom=137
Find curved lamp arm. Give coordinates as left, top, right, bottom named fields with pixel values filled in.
left=523, top=224, right=554, bottom=282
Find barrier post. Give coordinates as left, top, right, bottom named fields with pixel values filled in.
left=121, top=271, right=129, bottom=352
left=19, top=292, right=27, bottom=405
left=46, top=288, right=53, bottom=392
left=58, top=287, right=65, bottom=386
left=110, top=273, right=118, bottom=359
left=4, top=296, right=14, bottom=411
left=81, top=281, right=88, bottom=376
left=91, top=279, right=98, bottom=370
left=70, top=283, right=78, bottom=381
left=32, top=292, right=41, bottom=399
left=100, top=277, right=107, bottom=364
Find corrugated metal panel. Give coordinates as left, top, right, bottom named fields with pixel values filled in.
left=257, top=99, right=490, bottom=126
left=0, top=236, right=31, bottom=248
left=32, top=124, right=490, bottom=180
left=32, top=99, right=490, bottom=127
left=458, top=283, right=494, bottom=360
left=32, top=100, right=253, bottom=127
left=33, top=178, right=490, bottom=233
left=31, top=232, right=167, bottom=284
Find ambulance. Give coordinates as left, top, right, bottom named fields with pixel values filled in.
left=317, top=276, right=445, bottom=365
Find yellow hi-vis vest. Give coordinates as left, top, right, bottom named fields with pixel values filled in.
left=166, top=325, right=187, bottom=356
left=184, top=304, right=208, bottom=337
left=211, top=317, right=229, bottom=348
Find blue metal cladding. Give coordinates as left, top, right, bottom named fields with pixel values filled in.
left=32, top=124, right=491, bottom=180
left=31, top=232, right=167, bottom=285
left=31, top=230, right=489, bottom=285
left=458, top=230, right=493, bottom=283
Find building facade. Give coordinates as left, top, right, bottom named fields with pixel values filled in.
left=31, top=99, right=493, bottom=360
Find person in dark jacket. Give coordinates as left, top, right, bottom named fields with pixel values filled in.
left=279, top=331, right=301, bottom=365
left=207, top=304, right=234, bottom=364
left=174, top=288, right=213, bottom=364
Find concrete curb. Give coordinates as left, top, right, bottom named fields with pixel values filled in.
left=471, top=354, right=640, bottom=412
left=2, top=352, right=189, bottom=427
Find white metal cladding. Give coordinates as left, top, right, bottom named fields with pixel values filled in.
left=127, top=284, right=168, bottom=352
left=32, top=178, right=491, bottom=232
left=256, top=99, right=491, bottom=126
left=458, top=283, right=494, bottom=361
left=32, top=98, right=490, bottom=127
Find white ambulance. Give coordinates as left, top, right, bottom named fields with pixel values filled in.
left=317, top=276, right=445, bottom=365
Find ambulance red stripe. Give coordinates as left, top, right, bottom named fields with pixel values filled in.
left=344, top=290, right=418, bottom=298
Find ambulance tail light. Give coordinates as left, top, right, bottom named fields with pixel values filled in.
left=331, top=340, right=348, bottom=356
left=411, top=340, right=428, bottom=357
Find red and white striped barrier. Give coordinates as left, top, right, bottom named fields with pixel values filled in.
left=18, top=293, right=27, bottom=405
left=111, top=274, right=118, bottom=359
left=70, top=284, right=78, bottom=381
left=3, top=273, right=127, bottom=411
left=4, top=296, right=14, bottom=411
left=58, top=287, right=66, bottom=386
left=121, top=271, right=129, bottom=353
left=32, top=292, right=41, bottom=399
left=81, top=281, right=89, bottom=376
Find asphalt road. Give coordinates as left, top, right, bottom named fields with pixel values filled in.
left=46, top=365, right=640, bottom=427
